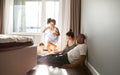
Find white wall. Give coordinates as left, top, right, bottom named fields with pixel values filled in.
left=81, top=0, right=120, bottom=75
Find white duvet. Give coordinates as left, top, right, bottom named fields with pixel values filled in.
left=0, top=34, right=33, bottom=43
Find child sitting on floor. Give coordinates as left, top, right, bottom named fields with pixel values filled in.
left=37, top=42, right=45, bottom=55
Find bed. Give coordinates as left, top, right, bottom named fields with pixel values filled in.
left=0, top=34, right=37, bottom=75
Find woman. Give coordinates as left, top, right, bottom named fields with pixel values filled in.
left=43, top=19, right=60, bottom=53
left=57, top=29, right=76, bottom=54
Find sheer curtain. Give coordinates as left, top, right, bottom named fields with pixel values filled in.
left=13, top=0, right=26, bottom=32
left=57, top=0, right=71, bottom=50
left=3, top=0, right=14, bottom=34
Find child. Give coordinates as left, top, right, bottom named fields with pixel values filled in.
left=37, top=42, right=45, bottom=55
left=43, top=19, right=60, bottom=53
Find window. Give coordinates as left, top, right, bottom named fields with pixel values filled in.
left=13, top=0, right=59, bottom=33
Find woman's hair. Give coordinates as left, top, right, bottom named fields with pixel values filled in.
left=66, top=29, right=74, bottom=39
left=50, top=19, right=56, bottom=25
left=47, top=18, right=51, bottom=24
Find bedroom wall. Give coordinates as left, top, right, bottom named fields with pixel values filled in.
left=81, top=0, right=120, bottom=75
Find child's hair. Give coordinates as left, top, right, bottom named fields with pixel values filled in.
left=50, top=19, right=56, bottom=25
left=47, top=18, right=51, bottom=24
left=66, top=29, right=74, bottom=38
left=39, top=42, right=44, bottom=46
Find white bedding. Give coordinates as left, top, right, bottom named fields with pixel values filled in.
left=0, top=34, right=33, bottom=43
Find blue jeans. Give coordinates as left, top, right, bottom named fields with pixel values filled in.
left=37, top=53, right=70, bottom=66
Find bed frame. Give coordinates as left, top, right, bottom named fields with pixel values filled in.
left=0, top=45, right=37, bottom=75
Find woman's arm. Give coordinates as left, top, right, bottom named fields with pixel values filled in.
left=61, top=44, right=67, bottom=51
left=62, top=55, right=86, bottom=68
left=54, top=44, right=67, bottom=54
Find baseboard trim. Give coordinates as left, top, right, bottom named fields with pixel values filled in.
left=87, top=62, right=100, bottom=75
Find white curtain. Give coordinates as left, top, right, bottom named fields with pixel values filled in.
left=41, top=0, right=46, bottom=26
left=4, top=0, right=26, bottom=33
left=3, top=0, right=14, bottom=34
left=13, top=0, right=26, bottom=32
left=57, top=0, right=71, bottom=50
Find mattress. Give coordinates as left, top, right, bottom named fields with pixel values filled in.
left=0, top=34, right=34, bottom=52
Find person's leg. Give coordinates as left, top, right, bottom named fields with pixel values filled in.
left=37, top=54, right=57, bottom=65
left=47, top=42, right=57, bottom=53
left=47, top=42, right=51, bottom=53
left=50, top=43, right=57, bottom=53
left=37, top=53, right=70, bottom=67
left=46, top=54, right=70, bottom=67
left=37, top=55, right=43, bottom=64
left=54, top=54, right=70, bottom=64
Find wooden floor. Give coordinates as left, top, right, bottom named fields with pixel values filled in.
left=27, top=65, right=92, bottom=75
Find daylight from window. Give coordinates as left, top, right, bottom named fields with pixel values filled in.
left=13, top=0, right=59, bottom=33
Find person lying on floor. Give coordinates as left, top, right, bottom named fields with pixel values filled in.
left=37, top=29, right=76, bottom=62
left=37, top=34, right=87, bottom=68
left=62, top=34, right=87, bottom=68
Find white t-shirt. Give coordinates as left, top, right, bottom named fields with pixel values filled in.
left=67, top=44, right=87, bottom=63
